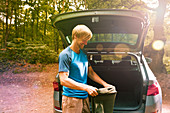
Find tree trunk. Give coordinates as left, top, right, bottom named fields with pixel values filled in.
left=8, top=7, right=14, bottom=40
left=2, top=19, right=5, bottom=48
left=32, top=18, right=35, bottom=41
left=144, top=0, right=167, bottom=74
left=23, top=9, right=27, bottom=39
left=31, top=0, right=35, bottom=41
left=15, top=0, right=20, bottom=38
left=5, top=0, right=9, bottom=48
left=53, top=0, right=57, bottom=52
left=17, top=0, right=21, bottom=38
left=23, top=0, right=28, bottom=40
left=14, top=7, right=18, bottom=38
left=32, top=11, right=35, bottom=41
left=44, top=10, right=47, bottom=36
left=36, top=0, right=40, bottom=38
left=1, top=0, right=5, bottom=48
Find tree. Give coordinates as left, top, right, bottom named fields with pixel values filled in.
left=141, top=0, right=168, bottom=74
left=122, top=0, right=168, bottom=73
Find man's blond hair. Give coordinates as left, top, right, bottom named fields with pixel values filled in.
left=72, top=25, right=92, bottom=40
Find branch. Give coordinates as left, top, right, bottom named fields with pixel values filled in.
left=129, top=3, right=157, bottom=11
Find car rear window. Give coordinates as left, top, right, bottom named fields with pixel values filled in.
left=65, top=33, right=138, bottom=45
left=89, top=33, right=138, bottom=45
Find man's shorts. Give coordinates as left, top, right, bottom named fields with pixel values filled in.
left=62, top=95, right=90, bottom=113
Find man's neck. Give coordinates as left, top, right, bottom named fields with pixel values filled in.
left=70, top=43, right=80, bottom=54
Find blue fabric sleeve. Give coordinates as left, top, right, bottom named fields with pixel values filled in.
left=59, top=53, right=71, bottom=72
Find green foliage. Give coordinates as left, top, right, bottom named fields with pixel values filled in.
left=0, top=58, right=14, bottom=72
left=86, top=0, right=145, bottom=9
left=0, top=38, right=58, bottom=73
left=7, top=38, right=27, bottom=47
left=3, top=38, right=58, bottom=64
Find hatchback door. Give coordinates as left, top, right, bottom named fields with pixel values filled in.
left=51, top=9, right=149, bottom=53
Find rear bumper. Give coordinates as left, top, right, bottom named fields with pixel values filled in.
left=145, top=94, right=162, bottom=113
left=54, top=108, right=62, bottom=113
left=145, top=95, right=162, bottom=113
left=113, top=111, right=143, bottom=113
left=54, top=109, right=144, bottom=113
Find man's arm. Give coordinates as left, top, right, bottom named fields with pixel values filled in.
left=59, top=71, right=98, bottom=96
left=88, top=66, right=113, bottom=88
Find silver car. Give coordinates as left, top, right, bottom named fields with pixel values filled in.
left=51, top=9, right=162, bottom=113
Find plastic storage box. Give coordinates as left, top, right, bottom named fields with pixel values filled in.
left=91, top=87, right=117, bottom=113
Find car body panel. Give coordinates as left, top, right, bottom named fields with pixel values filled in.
left=141, top=55, right=162, bottom=113
left=145, top=93, right=162, bottom=113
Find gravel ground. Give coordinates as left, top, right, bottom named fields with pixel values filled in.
left=0, top=64, right=169, bottom=113
left=0, top=64, right=58, bottom=113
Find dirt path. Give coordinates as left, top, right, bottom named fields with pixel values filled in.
left=0, top=64, right=169, bottom=113
left=0, top=64, right=58, bottom=113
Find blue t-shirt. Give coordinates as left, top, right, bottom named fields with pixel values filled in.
left=58, top=46, right=90, bottom=99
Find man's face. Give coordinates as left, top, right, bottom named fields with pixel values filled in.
left=76, top=36, right=91, bottom=49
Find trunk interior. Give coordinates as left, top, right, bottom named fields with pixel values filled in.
left=87, top=54, right=143, bottom=110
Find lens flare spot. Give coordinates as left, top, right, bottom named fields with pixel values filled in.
left=114, top=44, right=130, bottom=52
left=152, top=40, right=164, bottom=51
left=96, top=44, right=103, bottom=51
left=114, top=44, right=130, bottom=57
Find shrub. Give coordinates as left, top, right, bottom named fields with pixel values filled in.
left=4, top=38, right=58, bottom=64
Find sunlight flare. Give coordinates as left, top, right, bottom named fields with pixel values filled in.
left=152, top=40, right=165, bottom=51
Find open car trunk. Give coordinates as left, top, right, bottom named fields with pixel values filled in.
left=51, top=9, right=150, bottom=112
left=87, top=54, right=143, bottom=111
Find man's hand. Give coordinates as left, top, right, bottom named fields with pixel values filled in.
left=85, top=86, right=98, bottom=97
left=103, top=83, right=116, bottom=90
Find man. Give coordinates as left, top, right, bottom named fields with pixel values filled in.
left=59, top=25, right=113, bottom=113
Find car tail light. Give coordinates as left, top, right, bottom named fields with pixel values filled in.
left=53, top=81, right=59, bottom=91
left=147, top=82, right=159, bottom=96
left=151, top=111, right=158, bottom=113
left=53, top=80, right=62, bottom=110
left=54, top=106, right=61, bottom=110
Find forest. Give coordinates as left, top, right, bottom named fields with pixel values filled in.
left=0, top=0, right=170, bottom=74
